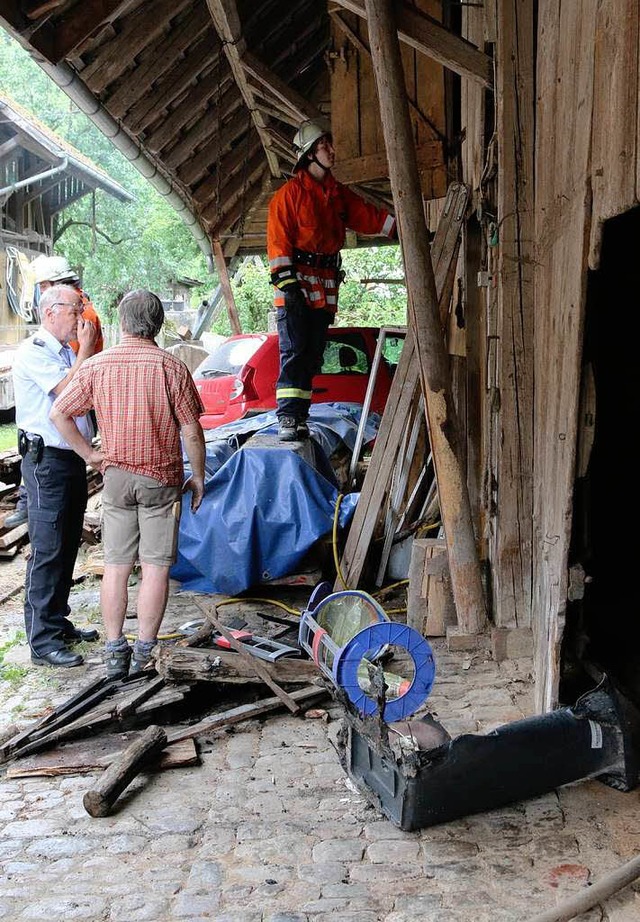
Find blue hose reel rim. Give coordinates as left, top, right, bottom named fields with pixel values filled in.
left=335, top=621, right=436, bottom=721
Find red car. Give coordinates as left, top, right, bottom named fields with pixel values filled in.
left=193, top=326, right=405, bottom=430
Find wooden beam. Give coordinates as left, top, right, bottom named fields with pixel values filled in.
left=209, top=168, right=268, bottom=240
left=241, top=49, right=323, bottom=124
left=103, top=5, right=212, bottom=118
left=250, top=94, right=300, bottom=129
left=199, top=148, right=266, bottom=224
left=144, top=72, right=233, bottom=154
left=82, top=0, right=192, bottom=93
left=0, top=136, right=20, bottom=164
left=212, top=238, right=242, bottom=334
left=331, top=0, right=493, bottom=88
left=29, top=0, right=130, bottom=63
left=334, top=142, right=443, bottom=183
left=192, top=137, right=263, bottom=205
left=363, top=0, right=486, bottom=636
left=206, top=0, right=280, bottom=177
left=176, top=108, right=252, bottom=188
left=126, top=34, right=220, bottom=135
left=162, top=88, right=244, bottom=170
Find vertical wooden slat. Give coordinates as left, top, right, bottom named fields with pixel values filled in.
left=590, top=0, right=639, bottom=266
left=533, top=0, right=597, bottom=711
left=491, top=0, right=535, bottom=629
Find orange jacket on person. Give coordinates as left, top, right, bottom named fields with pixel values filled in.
left=68, top=289, right=104, bottom=354
left=267, top=170, right=396, bottom=313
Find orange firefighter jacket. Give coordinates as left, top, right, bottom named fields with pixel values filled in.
left=267, top=169, right=396, bottom=313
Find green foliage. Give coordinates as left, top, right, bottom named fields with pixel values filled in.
left=0, top=30, right=407, bottom=335
left=0, top=31, right=211, bottom=321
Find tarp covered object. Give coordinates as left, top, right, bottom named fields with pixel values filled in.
left=171, top=403, right=375, bottom=595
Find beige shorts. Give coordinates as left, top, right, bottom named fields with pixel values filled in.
left=102, top=467, right=182, bottom=567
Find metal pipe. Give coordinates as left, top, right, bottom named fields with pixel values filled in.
left=0, top=157, right=68, bottom=198
left=33, top=58, right=213, bottom=266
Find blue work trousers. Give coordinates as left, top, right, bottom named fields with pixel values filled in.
left=22, top=448, right=88, bottom=655
left=276, top=303, right=332, bottom=420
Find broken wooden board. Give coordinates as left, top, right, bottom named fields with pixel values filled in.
left=6, top=733, right=198, bottom=778
left=165, top=684, right=329, bottom=745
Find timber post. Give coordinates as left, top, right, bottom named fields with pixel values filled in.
left=363, top=0, right=486, bottom=635
left=212, top=237, right=242, bottom=334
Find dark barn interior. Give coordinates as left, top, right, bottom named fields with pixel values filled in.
left=563, top=207, right=640, bottom=710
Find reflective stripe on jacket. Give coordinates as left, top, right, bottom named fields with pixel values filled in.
left=267, top=170, right=396, bottom=312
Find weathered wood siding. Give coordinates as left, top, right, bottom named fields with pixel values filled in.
left=534, top=0, right=640, bottom=710
left=491, top=0, right=535, bottom=629
left=330, top=0, right=449, bottom=199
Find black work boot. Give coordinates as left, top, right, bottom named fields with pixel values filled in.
left=105, top=643, right=132, bottom=680
left=296, top=419, right=310, bottom=439
left=278, top=416, right=298, bottom=442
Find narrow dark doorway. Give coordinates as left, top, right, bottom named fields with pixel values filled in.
left=561, top=207, right=640, bottom=708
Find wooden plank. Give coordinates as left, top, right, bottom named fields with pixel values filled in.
left=144, top=72, right=232, bottom=154
left=533, top=0, right=597, bottom=711
left=81, top=0, right=192, bottom=92
left=491, top=0, right=535, bottom=629
left=333, top=142, right=443, bottom=184
left=407, top=537, right=456, bottom=636
left=338, top=182, right=468, bottom=590
left=165, top=685, right=329, bottom=745
left=332, top=0, right=493, bottom=87
left=329, top=10, right=361, bottom=161
left=590, top=0, right=639, bottom=265
left=104, top=5, right=212, bottom=118
left=127, top=35, right=221, bottom=135
left=7, top=736, right=198, bottom=778
left=203, top=601, right=301, bottom=714
left=30, top=0, right=130, bottom=63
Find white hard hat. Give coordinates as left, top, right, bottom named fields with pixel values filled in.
left=292, top=119, right=331, bottom=165
left=30, top=254, right=79, bottom=285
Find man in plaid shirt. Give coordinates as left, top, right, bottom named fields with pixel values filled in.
left=51, top=289, right=206, bottom=678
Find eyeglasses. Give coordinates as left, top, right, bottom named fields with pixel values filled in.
left=51, top=301, right=83, bottom=314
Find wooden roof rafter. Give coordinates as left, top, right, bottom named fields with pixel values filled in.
left=330, top=0, right=493, bottom=88
left=205, top=0, right=280, bottom=178
left=103, top=4, right=212, bottom=119
left=24, top=0, right=132, bottom=64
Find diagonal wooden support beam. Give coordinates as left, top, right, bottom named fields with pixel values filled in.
left=206, top=0, right=280, bottom=177
left=241, top=49, right=323, bottom=125
left=330, top=0, right=493, bottom=88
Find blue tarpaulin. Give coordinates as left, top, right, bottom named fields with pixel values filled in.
left=170, top=403, right=377, bottom=596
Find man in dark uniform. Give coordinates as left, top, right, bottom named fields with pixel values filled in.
left=12, top=284, right=99, bottom=667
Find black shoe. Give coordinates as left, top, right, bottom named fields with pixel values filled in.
left=64, top=627, right=100, bottom=643
left=31, top=648, right=84, bottom=668
left=296, top=419, right=310, bottom=439
left=278, top=416, right=298, bottom=442
left=4, top=507, right=28, bottom=529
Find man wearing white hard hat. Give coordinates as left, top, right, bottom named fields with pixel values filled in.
left=266, top=119, right=397, bottom=442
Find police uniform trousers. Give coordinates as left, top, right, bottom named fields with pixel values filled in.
left=22, top=447, right=88, bottom=655
left=276, top=303, right=332, bottom=421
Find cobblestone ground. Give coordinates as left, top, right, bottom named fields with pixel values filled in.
left=1, top=553, right=639, bottom=921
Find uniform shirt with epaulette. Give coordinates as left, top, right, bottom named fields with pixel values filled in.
left=12, top=327, right=93, bottom=449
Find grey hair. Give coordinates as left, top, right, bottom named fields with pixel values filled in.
left=40, top=284, right=80, bottom=314
left=118, top=289, right=164, bottom=338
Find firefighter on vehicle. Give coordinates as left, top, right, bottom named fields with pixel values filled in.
left=266, top=119, right=397, bottom=442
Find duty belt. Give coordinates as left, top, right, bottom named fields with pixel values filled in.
left=293, top=249, right=341, bottom=269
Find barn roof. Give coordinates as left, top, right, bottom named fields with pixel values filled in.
left=0, top=1, right=482, bottom=262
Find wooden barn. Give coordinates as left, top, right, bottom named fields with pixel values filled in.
left=0, top=0, right=636, bottom=717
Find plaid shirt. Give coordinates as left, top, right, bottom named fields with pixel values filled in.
left=53, top=336, right=204, bottom=486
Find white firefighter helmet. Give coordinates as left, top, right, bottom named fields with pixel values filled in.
left=30, top=254, right=79, bottom=285
left=292, top=119, right=331, bottom=165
